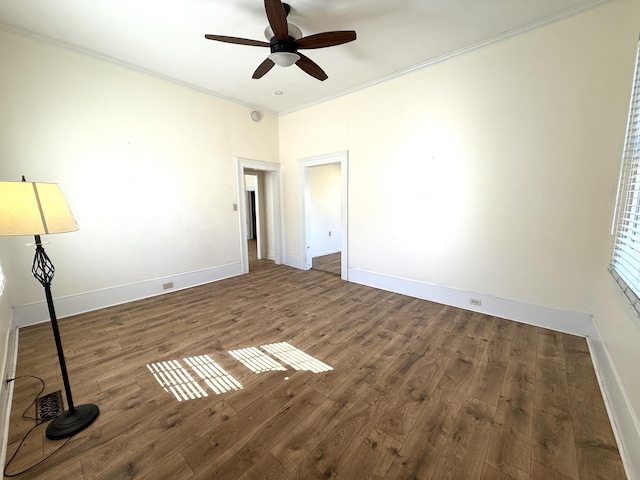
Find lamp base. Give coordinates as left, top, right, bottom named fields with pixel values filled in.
left=46, top=404, right=99, bottom=440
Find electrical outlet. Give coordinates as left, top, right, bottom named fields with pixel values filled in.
left=328, top=231, right=332, bottom=237
left=470, top=298, right=482, bottom=306
left=162, top=282, right=174, bottom=290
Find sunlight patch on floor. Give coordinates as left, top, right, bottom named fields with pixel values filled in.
left=228, top=347, right=287, bottom=373
left=148, top=342, right=332, bottom=401
left=147, top=360, right=208, bottom=402
left=260, top=342, right=333, bottom=373
left=184, top=355, right=243, bottom=394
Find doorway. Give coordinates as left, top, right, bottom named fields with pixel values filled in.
left=236, top=158, right=283, bottom=273
left=244, top=173, right=260, bottom=265
left=299, top=151, right=348, bottom=280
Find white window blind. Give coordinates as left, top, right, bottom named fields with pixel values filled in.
left=611, top=40, right=640, bottom=310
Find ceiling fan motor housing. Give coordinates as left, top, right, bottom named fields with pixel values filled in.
left=270, top=37, right=298, bottom=54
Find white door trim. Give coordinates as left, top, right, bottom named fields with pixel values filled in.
left=236, top=158, right=283, bottom=274
left=299, top=151, right=348, bottom=280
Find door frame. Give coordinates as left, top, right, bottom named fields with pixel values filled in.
left=236, top=157, right=283, bottom=273
left=299, top=150, right=348, bottom=280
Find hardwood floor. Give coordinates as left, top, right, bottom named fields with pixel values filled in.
left=248, top=239, right=258, bottom=265
left=312, top=253, right=341, bottom=276
left=4, top=260, right=625, bottom=479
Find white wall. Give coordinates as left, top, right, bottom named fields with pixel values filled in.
left=0, top=240, right=17, bottom=467
left=263, top=172, right=276, bottom=261
left=309, top=164, right=342, bottom=258
left=279, top=0, right=640, bottom=455
left=280, top=0, right=635, bottom=318
left=243, top=171, right=277, bottom=260
left=0, top=244, right=14, bottom=379
left=0, top=27, right=279, bottom=315
left=245, top=174, right=257, bottom=192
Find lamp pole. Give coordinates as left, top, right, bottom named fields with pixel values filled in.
left=32, top=235, right=76, bottom=412
left=33, top=240, right=99, bottom=440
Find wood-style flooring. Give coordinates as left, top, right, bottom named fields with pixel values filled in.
left=312, top=253, right=341, bottom=276
left=4, top=255, right=626, bottom=479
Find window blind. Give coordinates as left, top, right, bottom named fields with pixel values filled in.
left=611, top=40, right=640, bottom=311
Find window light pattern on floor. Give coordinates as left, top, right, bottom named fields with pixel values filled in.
left=184, top=355, right=243, bottom=394
left=260, top=342, right=333, bottom=373
left=147, top=360, right=208, bottom=402
left=228, top=347, right=286, bottom=373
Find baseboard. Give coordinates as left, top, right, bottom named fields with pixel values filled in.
left=587, top=320, right=640, bottom=480
left=12, top=262, right=243, bottom=327
left=347, top=267, right=592, bottom=336
left=0, top=322, right=18, bottom=472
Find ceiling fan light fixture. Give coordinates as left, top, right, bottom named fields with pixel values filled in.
left=269, top=51, right=300, bottom=67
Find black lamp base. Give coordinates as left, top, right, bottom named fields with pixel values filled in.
left=46, top=404, right=99, bottom=440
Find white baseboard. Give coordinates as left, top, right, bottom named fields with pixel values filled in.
left=13, top=262, right=243, bottom=327
left=588, top=321, right=640, bottom=480
left=347, top=267, right=592, bottom=336
left=0, top=322, right=18, bottom=472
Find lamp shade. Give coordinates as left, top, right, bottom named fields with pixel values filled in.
left=0, top=181, right=78, bottom=236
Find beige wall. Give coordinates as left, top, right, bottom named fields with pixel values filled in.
left=280, top=0, right=636, bottom=313
left=0, top=26, right=281, bottom=389
left=0, top=28, right=279, bottom=308
left=309, top=163, right=342, bottom=257
left=593, top=230, right=640, bottom=413
left=279, top=0, right=640, bottom=421
left=0, top=245, right=13, bottom=381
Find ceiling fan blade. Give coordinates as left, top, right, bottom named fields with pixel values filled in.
left=253, top=58, right=276, bottom=79
left=296, top=53, right=328, bottom=81
left=205, top=34, right=270, bottom=47
left=296, top=31, right=357, bottom=50
left=264, top=0, right=289, bottom=41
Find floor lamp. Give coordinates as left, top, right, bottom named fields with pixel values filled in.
left=0, top=178, right=99, bottom=440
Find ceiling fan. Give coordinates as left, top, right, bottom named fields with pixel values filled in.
left=205, top=0, right=356, bottom=81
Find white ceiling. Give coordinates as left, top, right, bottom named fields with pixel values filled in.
left=0, top=0, right=607, bottom=114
